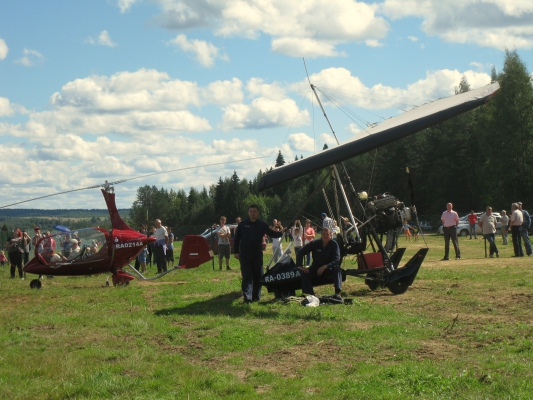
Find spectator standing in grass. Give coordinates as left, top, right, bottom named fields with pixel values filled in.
left=153, top=219, right=168, bottom=273
left=233, top=204, right=283, bottom=303
left=402, top=220, right=412, bottom=241
left=468, top=210, right=478, bottom=239
left=500, top=210, right=509, bottom=245
left=271, top=224, right=284, bottom=262
left=217, top=216, right=231, bottom=270
left=292, top=220, right=303, bottom=255
left=6, top=229, right=24, bottom=278
left=32, top=226, right=44, bottom=254
left=166, top=227, right=175, bottom=268
left=304, top=220, right=315, bottom=266
left=441, top=203, right=460, bottom=260
left=517, top=202, right=532, bottom=256
left=479, top=206, right=499, bottom=258
left=0, top=250, right=6, bottom=267
left=509, top=203, right=523, bottom=257
left=321, top=213, right=334, bottom=231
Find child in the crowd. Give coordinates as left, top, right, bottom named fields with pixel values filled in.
left=272, top=224, right=283, bottom=262
left=0, top=250, right=6, bottom=267
left=403, top=220, right=412, bottom=241
left=292, top=226, right=303, bottom=254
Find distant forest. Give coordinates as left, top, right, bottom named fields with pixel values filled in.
left=128, top=51, right=533, bottom=230
left=0, top=209, right=130, bottom=234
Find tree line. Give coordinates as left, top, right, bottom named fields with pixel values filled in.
left=130, top=50, right=533, bottom=229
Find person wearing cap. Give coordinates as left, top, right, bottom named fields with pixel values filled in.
left=321, top=212, right=334, bottom=232
left=67, top=239, right=82, bottom=261
left=509, top=203, right=523, bottom=257
left=478, top=206, right=499, bottom=258
left=518, top=202, right=532, bottom=256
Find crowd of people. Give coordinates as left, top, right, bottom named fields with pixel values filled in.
left=135, top=221, right=175, bottom=274
left=440, top=202, right=532, bottom=260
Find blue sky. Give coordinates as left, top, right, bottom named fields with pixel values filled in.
left=1, top=0, right=532, bottom=209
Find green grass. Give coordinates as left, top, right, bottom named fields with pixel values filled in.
left=1, top=236, right=532, bottom=399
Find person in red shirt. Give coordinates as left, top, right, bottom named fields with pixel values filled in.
left=467, top=210, right=478, bottom=239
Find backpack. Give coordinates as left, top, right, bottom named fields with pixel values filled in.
left=522, top=210, right=531, bottom=229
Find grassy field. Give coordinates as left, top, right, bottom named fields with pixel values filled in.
left=1, top=236, right=532, bottom=399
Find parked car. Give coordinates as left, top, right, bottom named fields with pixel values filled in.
left=418, top=221, right=434, bottom=232
left=438, top=212, right=501, bottom=236
left=199, top=224, right=238, bottom=255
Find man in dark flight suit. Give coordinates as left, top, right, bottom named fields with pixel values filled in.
left=234, top=204, right=283, bottom=303
left=296, top=227, right=342, bottom=300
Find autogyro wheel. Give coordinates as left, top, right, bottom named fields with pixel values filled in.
left=365, top=274, right=380, bottom=291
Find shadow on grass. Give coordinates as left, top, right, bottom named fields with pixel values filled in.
left=155, top=291, right=283, bottom=319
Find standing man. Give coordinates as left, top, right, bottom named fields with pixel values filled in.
left=479, top=206, right=499, bottom=258
left=153, top=219, right=168, bottom=273
left=468, top=210, right=478, bottom=239
left=509, top=203, right=523, bottom=257
left=321, top=213, right=334, bottom=231
left=296, top=227, right=342, bottom=300
left=217, top=216, right=232, bottom=270
left=441, top=203, right=461, bottom=260
left=234, top=204, right=283, bottom=303
left=518, top=202, right=532, bottom=256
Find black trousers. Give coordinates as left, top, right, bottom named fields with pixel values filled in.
left=443, top=226, right=460, bottom=258
left=239, top=251, right=264, bottom=301
left=511, top=226, right=523, bottom=256
left=153, top=244, right=167, bottom=273
left=9, top=251, right=23, bottom=278
left=300, top=263, right=342, bottom=296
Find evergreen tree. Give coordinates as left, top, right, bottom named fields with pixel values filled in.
left=275, top=151, right=285, bottom=167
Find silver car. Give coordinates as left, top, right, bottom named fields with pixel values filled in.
left=438, top=213, right=501, bottom=236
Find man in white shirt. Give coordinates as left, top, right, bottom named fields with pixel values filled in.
left=441, top=203, right=460, bottom=260
left=509, top=203, right=523, bottom=257
left=153, top=219, right=168, bottom=273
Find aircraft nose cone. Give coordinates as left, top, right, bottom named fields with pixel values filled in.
left=146, top=235, right=156, bottom=244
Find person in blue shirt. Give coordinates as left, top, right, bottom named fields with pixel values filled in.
left=296, top=227, right=342, bottom=300
left=234, top=204, right=283, bottom=303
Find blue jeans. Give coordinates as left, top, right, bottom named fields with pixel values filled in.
left=469, top=223, right=477, bottom=239
left=483, top=233, right=498, bottom=256
left=520, top=228, right=532, bottom=256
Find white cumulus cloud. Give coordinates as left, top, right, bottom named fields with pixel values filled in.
left=0, top=38, right=8, bottom=60
left=169, top=34, right=228, bottom=67
left=117, top=0, right=138, bottom=13
left=380, top=0, right=533, bottom=50
left=85, top=30, right=118, bottom=47
left=154, top=0, right=389, bottom=57
left=0, top=97, right=28, bottom=117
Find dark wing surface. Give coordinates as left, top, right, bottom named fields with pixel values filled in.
left=258, top=82, right=499, bottom=192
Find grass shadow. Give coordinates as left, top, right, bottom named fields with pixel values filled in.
left=155, top=291, right=282, bottom=319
